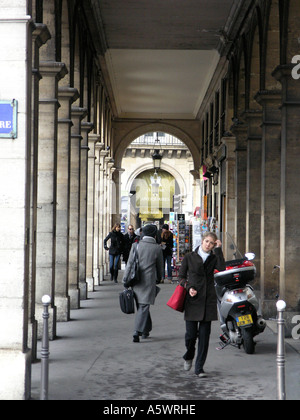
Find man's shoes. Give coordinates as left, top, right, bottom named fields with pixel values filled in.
left=197, top=370, right=207, bottom=378
left=142, top=333, right=149, bottom=339
left=183, top=360, right=193, bottom=371
left=133, top=334, right=140, bottom=343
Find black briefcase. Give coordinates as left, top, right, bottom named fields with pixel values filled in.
left=119, top=288, right=135, bottom=314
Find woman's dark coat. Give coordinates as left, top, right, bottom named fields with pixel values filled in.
left=123, top=232, right=137, bottom=263
left=178, top=246, right=225, bottom=322
left=158, top=231, right=174, bottom=258
left=104, top=230, right=125, bottom=255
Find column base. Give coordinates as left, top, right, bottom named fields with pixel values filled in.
left=99, top=265, right=104, bottom=282
left=69, top=286, right=80, bottom=309
left=93, top=269, right=100, bottom=286
left=261, top=299, right=278, bottom=321
left=0, top=348, right=32, bottom=400
left=79, top=280, right=88, bottom=300
left=86, top=277, right=94, bottom=292
left=55, top=296, right=70, bottom=322
left=28, top=320, right=38, bottom=362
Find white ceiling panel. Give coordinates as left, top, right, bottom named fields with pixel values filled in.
left=105, top=49, right=220, bottom=119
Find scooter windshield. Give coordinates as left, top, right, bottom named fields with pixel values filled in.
left=220, top=232, right=244, bottom=261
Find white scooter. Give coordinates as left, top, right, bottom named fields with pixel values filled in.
left=214, top=252, right=266, bottom=354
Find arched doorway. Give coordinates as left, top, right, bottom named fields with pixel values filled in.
left=120, top=132, right=195, bottom=230
left=127, top=168, right=180, bottom=227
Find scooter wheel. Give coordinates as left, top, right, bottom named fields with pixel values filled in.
left=241, top=328, right=255, bottom=354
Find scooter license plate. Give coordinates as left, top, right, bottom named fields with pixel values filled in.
left=236, top=314, right=253, bottom=327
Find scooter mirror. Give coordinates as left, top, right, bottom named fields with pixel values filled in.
left=245, top=252, right=255, bottom=260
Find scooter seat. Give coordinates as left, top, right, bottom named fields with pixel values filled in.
left=225, top=258, right=246, bottom=268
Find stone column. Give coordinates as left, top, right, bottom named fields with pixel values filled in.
left=103, top=157, right=112, bottom=273
left=28, top=23, right=50, bottom=362
left=69, top=107, right=87, bottom=306
left=244, top=111, right=262, bottom=280
left=0, top=8, right=32, bottom=400
left=112, top=168, right=124, bottom=225
left=85, top=133, right=100, bottom=291
left=93, top=142, right=105, bottom=285
left=221, top=137, right=236, bottom=259
left=56, top=87, right=79, bottom=321
left=255, top=90, right=281, bottom=318
left=230, top=123, right=248, bottom=255
left=190, top=169, right=200, bottom=216
left=106, top=159, right=116, bottom=240
left=98, top=150, right=109, bottom=281
left=35, top=61, right=67, bottom=340
left=273, top=65, right=300, bottom=334
left=78, top=122, right=94, bottom=293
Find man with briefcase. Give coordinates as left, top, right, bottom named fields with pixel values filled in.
left=123, top=224, right=164, bottom=343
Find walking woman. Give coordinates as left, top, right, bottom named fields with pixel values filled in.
left=104, top=223, right=125, bottom=283
left=159, top=224, right=174, bottom=283
left=178, top=232, right=225, bottom=377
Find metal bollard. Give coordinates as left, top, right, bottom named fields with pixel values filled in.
left=40, top=295, right=51, bottom=400
left=276, top=300, right=286, bottom=401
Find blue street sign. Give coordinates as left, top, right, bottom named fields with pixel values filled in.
left=0, top=100, right=18, bottom=139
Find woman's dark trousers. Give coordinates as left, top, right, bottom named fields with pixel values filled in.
left=183, top=321, right=211, bottom=374
left=109, top=254, right=120, bottom=282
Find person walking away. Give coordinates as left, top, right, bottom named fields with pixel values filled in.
left=123, top=225, right=137, bottom=265
left=159, top=224, right=174, bottom=283
left=104, top=223, right=125, bottom=283
left=123, top=224, right=164, bottom=342
left=178, top=232, right=225, bottom=377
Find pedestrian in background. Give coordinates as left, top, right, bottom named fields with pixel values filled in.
left=123, top=225, right=137, bottom=265
left=123, top=224, right=164, bottom=342
left=178, top=231, right=225, bottom=377
left=104, top=223, right=125, bottom=283
left=159, top=224, right=174, bottom=283
left=134, top=227, right=142, bottom=243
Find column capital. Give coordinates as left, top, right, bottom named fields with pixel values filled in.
left=242, top=110, right=262, bottom=140
left=189, top=169, right=200, bottom=181
left=272, top=64, right=294, bottom=82
left=32, top=23, right=51, bottom=47
left=255, top=89, right=282, bottom=105
left=58, top=86, right=79, bottom=104
left=40, top=61, right=68, bottom=81
left=230, top=122, right=248, bottom=151
left=221, top=136, right=236, bottom=160
left=82, top=121, right=94, bottom=134
left=71, top=106, right=88, bottom=120
left=95, top=142, right=105, bottom=152
left=221, top=136, right=236, bottom=147
left=88, top=133, right=101, bottom=144
left=255, top=90, right=282, bottom=124
left=99, top=150, right=109, bottom=158
left=104, top=156, right=113, bottom=165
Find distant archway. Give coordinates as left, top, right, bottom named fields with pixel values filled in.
left=125, top=161, right=187, bottom=198
left=113, top=121, right=201, bottom=172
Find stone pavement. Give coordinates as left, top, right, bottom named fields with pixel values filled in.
left=30, top=280, right=300, bottom=401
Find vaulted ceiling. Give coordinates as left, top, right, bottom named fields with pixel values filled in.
left=89, top=0, right=239, bottom=120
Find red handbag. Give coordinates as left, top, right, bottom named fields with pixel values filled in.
left=167, top=284, right=187, bottom=312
